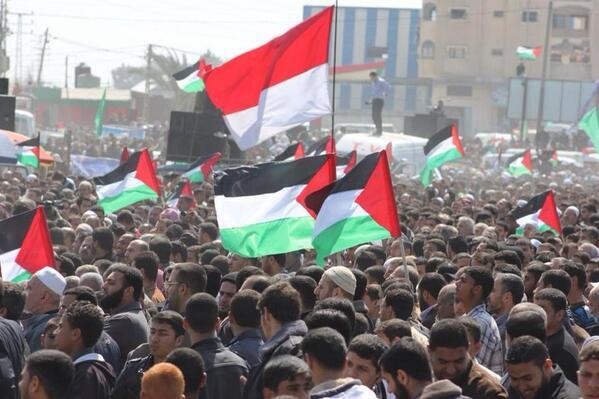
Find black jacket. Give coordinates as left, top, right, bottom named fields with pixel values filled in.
left=110, top=355, right=153, bottom=399
left=228, top=329, right=264, bottom=369
left=104, top=302, right=149, bottom=369
left=67, top=353, right=116, bottom=399
left=0, top=318, right=28, bottom=399
left=243, top=319, right=307, bottom=399
left=191, top=336, right=249, bottom=399
left=507, top=366, right=580, bottom=399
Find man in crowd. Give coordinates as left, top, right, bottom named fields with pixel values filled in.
left=18, top=349, right=74, bottom=399
left=262, top=355, right=312, bottom=399
left=487, top=273, right=524, bottom=349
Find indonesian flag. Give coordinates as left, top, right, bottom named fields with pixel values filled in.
left=215, top=155, right=335, bottom=257
left=311, top=150, right=400, bottom=265
left=0, top=207, right=55, bottom=282
left=16, top=135, right=40, bottom=168
left=274, top=143, right=305, bottom=162
left=517, top=46, right=542, bottom=61
left=507, top=149, right=533, bottom=176
left=203, top=6, right=334, bottom=150
left=511, top=191, right=561, bottom=236
left=167, top=180, right=197, bottom=209
left=420, top=124, right=464, bottom=186
left=94, top=149, right=160, bottom=213
left=181, top=153, right=222, bottom=184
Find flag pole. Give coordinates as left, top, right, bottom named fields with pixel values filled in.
left=398, top=236, right=410, bottom=290
left=330, top=1, right=339, bottom=143
left=36, top=131, right=41, bottom=169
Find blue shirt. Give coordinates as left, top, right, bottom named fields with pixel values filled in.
left=371, top=77, right=391, bottom=99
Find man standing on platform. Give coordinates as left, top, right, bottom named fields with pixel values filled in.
left=368, top=72, right=391, bottom=136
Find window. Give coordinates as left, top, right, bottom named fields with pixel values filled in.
left=423, top=3, right=437, bottom=21
left=447, top=85, right=472, bottom=97
left=554, top=14, right=588, bottom=30
left=492, top=49, right=503, bottom=56
left=572, top=15, right=588, bottom=30
left=421, top=41, right=435, bottom=59
left=522, top=11, right=538, bottom=22
left=493, top=10, right=504, bottom=18
left=450, top=8, right=467, bottom=20
left=448, top=46, right=467, bottom=59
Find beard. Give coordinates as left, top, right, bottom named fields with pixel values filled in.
left=100, top=287, right=126, bottom=311
left=391, top=376, right=412, bottom=399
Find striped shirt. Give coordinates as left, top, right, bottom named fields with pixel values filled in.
left=468, top=304, right=504, bottom=375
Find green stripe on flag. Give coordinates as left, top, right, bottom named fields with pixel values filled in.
left=183, top=169, right=205, bottom=184
left=508, top=162, right=531, bottom=177
left=313, top=215, right=390, bottom=265
left=580, top=107, right=599, bottom=153
left=17, top=153, right=39, bottom=168
left=12, top=270, right=32, bottom=283
left=182, top=79, right=205, bottom=93
left=420, top=147, right=462, bottom=186
left=98, top=184, right=158, bottom=214
left=220, top=216, right=315, bottom=258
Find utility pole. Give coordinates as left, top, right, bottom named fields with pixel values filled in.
left=64, top=56, right=68, bottom=88
left=36, top=28, right=49, bottom=87
left=143, top=43, right=152, bottom=122
left=535, top=1, right=553, bottom=137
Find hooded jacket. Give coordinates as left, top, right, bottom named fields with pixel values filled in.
left=67, top=352, right=116, bottom=399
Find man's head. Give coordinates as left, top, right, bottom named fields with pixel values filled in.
left=375, top=319, right=412, bottom=346
left=150, top=311, right=185, bottom=361
left=140, top=363, right=185, bottom=399
left=505, top=336, right=553, bottom=399
left=19, top=349, right=74, bottom=399
left=100, top=265, right=144, bottom=312
left=59, top=286, right=97, bottom=316
left=165, top=348, right=207, bottom=399
left=379, top=338, right=433, bottom=398
left=436, top=283, right=456, bottom=320
left=428, top=319, right=471, bottom=383
left=536, top=269, right=571, bottom=297
left=302, top=327, right=347, bottom=383
left=55, top=301, right=104, bottom=356
left=314, top=266, right=356, bottom=301
left=25, top=267, right=66, bottom=315
left=380, top=289, right=414, bottom=322
left=125, top=239, right=149, bottom=264
left=184, top=293, right=219, bottom=337
left=259, top=282, right=301, bottom=341
left=263, top=355, right=312, bottom=399
left=198, top=222, right=218, bottom=244
left=217, top=273, right=237, bottom=317
left=455, top=266, right=493, bottom=310
left=487, top=273, right=524, bottom=316
left=418, top=273, right=446, bottom=309
left=229, top=289, right=261, bottom=331
left=134, top=251, right=160, bottom=284
left=91, top=227, right=113, bottom=256
left=579, top=341, right=599, bottom=399
left=115, top=233, right=135, bottom=260
left=261, top=253, right=286, bottom=276
left=369, top=71, right=378, bottom=82
left=346, top=334, right=388, bottom=388
left=166, top=263, right=207, bottom=314
left=533, top=288, right=567, bottom=336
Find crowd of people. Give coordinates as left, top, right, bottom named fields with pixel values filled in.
left=2, top=135, right=599, bottom=399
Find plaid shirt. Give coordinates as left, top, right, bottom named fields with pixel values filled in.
left=468, top=304, right=504, bottom=375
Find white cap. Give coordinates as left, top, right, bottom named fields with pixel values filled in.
left=566, top=206, right=580, bottom=217
left=324, top=266, right=356, bottom=296
left=34, top=267, right=66, bottom=296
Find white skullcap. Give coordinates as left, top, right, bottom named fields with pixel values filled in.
left=530, top=239, right=542, bottom=249
left=324, top=266, right=356, bottom=296
left=383, top=257, right=402, bottom=270
left=82, top=210, right=96, bottom=219
left=76, top=223, right=93, bottom=235
left=566, top=206, right=580, bottom=217
left=354, top=244, right=371, bottom=258
left=34, top=267, right=66, bottom=296
left=516, top=200, right=528, bottom=208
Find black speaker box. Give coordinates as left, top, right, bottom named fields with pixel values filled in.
left=167, top=111, right=229, bottom=162
left=0, top=78, right=9, bottom=95
left=0, top=95, right=15, bottom=132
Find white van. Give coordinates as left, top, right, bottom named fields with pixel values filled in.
left=15, top=110, right=36, bottom=138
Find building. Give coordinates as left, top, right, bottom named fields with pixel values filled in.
left=420, top=0, right=599, bottom=135
left=303, top=5, right=427, bottom=130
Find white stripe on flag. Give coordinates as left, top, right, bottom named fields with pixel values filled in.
left=0, top=249, right=22, bottom=281
left=96, top=172, right=146, bottom=200
left=312, top=189, right=368, bottom=237
left=224, top=64, right=331, bottom=150
left=426, top=137, right=456, bottom=160
left=215, top=185, right=310, bottom=229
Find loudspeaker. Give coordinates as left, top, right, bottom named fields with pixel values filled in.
left=0, top=95, right=15, bottom=131
left=0, top=78, right=9, bottom=95
left=404, top=113, right=458, bottom=139
left=167, top=111, right=229, bottom=162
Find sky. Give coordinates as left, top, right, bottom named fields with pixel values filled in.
left=9, top=0, right=421, bottom=87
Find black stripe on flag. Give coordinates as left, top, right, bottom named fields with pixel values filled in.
left=306, top=137, right=329, bottom=156
left=215, top=155, right=329, bottom=197
left=423, top=125, right=452, bottom=156
left=187, top=154, right=217, bottom=171
left=510, top=191, right=550, bottom=220
left=0, top=208, right=36, bottom=253
left=172, top=61, right=200, bottom=81
left=505, top=150, right=528, bottom=166
left=274, top=143, right=301, bottom=162
left=17, top=136, right=39, bottom=147
left=94, top=151, right=140, bottom=186
left=330, top=152, right=379, bottom=194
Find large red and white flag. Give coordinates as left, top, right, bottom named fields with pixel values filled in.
left=203, top=7, right=334, bottom=150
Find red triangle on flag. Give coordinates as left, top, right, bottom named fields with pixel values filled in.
left=522, top=149, right=533, bottom=171
left=294, top=143, right=305, bottom=159
left=120, top=147, right=130, bottom=164
left=450, top=124, right=465, bottom=158
left=178, top=180, right=197, bottom=209
left=343, top=150, right=357, bottom=174
left=539, top=190, right=562, bottom=234
left=15, top=207, right=55, bottom=274
left=135, top=149, right=161, bottom=195
left=296, top=154, right=336, bottom=218
left=200, top=152, right=222, bottom=179
left=355, top=150, right=401, bottom=238
left=325, top=136, right=336, bottom=154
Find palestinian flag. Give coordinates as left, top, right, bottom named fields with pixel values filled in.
left=507, top=149, right=533, bottom=176
left=517, top=46, right=542, bottom=61
left=167, top=180, right=197, bottom=209
left=420, top=124, right=464, bottom=186
left=94, top=149, right=160, bottom=213
left=578, top=82, right=599, bottom=152
left=173, top=59, right=211, bottom=93
left=203, top=7, right=333, bottom=150
left=215, top=155, right=335, bottom=257
left=550, top=150, right=558, bottom=167
left=311, top=150, right=400, bottom=265
left=0, top=207, right=55, bottom=282
left=120, top=147, right=130, bottom=164
left=336, top=150, right=357, bottom=177
left=511, top=191, right=561, bottom=236
left=306, top=136, right=335, bottom=156
left=16, top=135, right=40, bottom=168
left=274, top=142, right=305, bottom=161
left=181, top=152, right=221, bottom=183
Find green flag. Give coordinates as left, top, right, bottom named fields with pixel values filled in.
left=95, top=88, right=107, bottom=137
left=579, top=107, right=599, bottom=152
